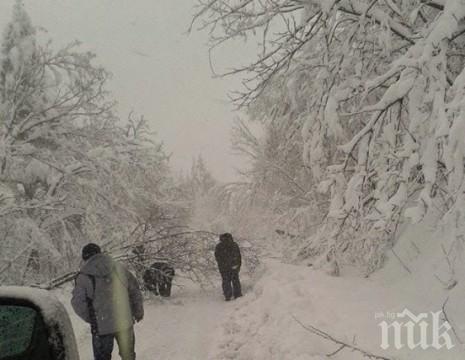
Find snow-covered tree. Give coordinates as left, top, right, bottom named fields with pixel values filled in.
left=194, top=0, right=465, bottom=274
left=0, top=2, right=171, bottom=285
left=178, top=155, right=218, bottom=229
left=190, top=155, right=216, bottom=195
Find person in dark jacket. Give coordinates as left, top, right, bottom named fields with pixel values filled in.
left=71, top=243, right=144, bottom=360
left=143, top=262, right=175, bottom=297
left=214, top=233, right=242, bottom=301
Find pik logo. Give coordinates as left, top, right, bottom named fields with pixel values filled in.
left=377, top=309, right=454, bottom=350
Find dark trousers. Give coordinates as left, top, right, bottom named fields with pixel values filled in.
left=146, top=279, right=172, bottom=297
left=158, top=280, right=172, bottom=297
left=220, top=269, right=242, bottom=300
left=92, top=327, right=136, bottom=360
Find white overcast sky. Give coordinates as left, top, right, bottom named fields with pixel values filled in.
left=0, top=0, right=255, bottom=181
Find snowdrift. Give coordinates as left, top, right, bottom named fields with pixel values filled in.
left=209, top=219, right=465, bottom=359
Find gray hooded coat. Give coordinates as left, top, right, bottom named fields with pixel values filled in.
left=71, top=254, right=144, bottom=335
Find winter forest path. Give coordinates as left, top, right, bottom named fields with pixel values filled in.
left=74, top=284, right=231, bottom=360
left=137, top=287, right=228, bottom=360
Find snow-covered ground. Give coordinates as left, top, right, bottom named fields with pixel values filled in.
left=207, top=259, right=463, bottom=359
left=205, top=220, right=465, bottom=359
left=57, top=221, right=465, bottom=359
left=67, top=282, right=234, bottom=360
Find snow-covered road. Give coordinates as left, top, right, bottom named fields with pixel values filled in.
left=67, top=250, right=465, bottom=359
left=72, top=283, right=233, bottom=360
left=136, top=288, right=227, bottom=360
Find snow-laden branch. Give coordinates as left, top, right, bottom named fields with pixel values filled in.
left=194, top=0, right=465, bottom=272
left=292, top=315, right=394, bottom=359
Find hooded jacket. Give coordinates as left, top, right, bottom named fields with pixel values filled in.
left=71, top=254, right=144, bottom=335
left=214, top=236, right=242, bottom=273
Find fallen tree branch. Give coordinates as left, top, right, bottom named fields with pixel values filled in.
left=41, top=271, right=78, bottom=290
left=40, top=228, right=250, bottom=290
left=442, top=297, right=463, bottom=345
left=390, top=248, right=411, bottom=274
left=292, top=315, right=394, bottom=360
left=119, top=229, right=218, bottom=250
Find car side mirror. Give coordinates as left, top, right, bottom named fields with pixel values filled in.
left=0, top=287, right=79, bottom=360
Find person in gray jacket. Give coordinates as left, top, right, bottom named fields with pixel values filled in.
left=71, top=243, right=144, bottom=360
